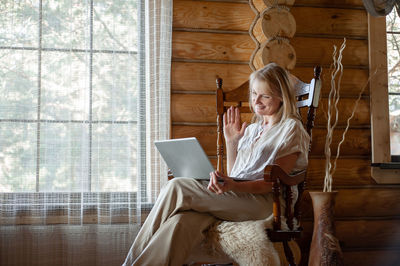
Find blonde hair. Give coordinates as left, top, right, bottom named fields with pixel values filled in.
left=249, top=63, right=300, bottom=124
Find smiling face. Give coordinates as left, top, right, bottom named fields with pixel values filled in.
left=251, top=79, right=282, bottom=121
left=249, top=63, right=299, bottom=124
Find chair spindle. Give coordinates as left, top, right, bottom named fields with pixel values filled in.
left=216, top=77, right=224, bottom=173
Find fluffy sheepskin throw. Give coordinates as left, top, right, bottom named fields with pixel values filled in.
left=202, top=217, right=281, bottom=266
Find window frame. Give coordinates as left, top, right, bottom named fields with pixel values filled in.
left=369, top=15, right=400, bottom=183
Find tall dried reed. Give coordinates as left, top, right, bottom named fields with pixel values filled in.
left=323, top=38, right=373, bottom=192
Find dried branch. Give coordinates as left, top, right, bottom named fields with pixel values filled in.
left=323, top=38, right=380, bottom=192
left=324, top=39, right=346, bottom=192
left=331, top=68, right=378, bottom=182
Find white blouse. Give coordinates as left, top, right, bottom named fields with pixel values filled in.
left=230, top=118, right=310, bottom=180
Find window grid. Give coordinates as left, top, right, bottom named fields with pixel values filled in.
left=1, top=0, right=139, bottom=192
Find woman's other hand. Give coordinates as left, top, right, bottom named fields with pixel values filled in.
left=207, top=171, right=236, bottom=194
left=223, top=106, right=247, bottom=144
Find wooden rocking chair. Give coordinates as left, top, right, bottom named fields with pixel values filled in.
left=214, top=66, right=322, bottom=265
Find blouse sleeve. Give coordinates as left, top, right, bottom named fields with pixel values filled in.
left=275, top=119, right=310, bottom=160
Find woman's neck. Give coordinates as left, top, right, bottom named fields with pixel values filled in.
left=262, top=114, right=279, bottom=128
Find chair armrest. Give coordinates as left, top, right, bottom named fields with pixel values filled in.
left=263, top=165, right=306, bottom=231
left=263, top=164, right=306, bottom=186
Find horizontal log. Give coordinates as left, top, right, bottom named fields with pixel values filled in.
left=171, top=94, right=253, bottom=124
left=174, top=1, right=367, bottom=37
left=171, top=63, right=369, bottom=97
left=171, top=94, right=216, bottom=123
left=171, top=94, right=370, bottom=126
left=172, top=32, right=369, bottom=66
left=300, top=219, right=400, bottom=249
left=293, top=7, right=367, bottom=37
left=172, top=31, right=254, bottom=62
left=301, top=97, right=370, bottom=126
left=171, top=62, right=252, bottom=92
left=295, top=0, right=364, bottom=8
left=173, top=0, right=252, bottom=31
left=173, top=0, right=364, bottom=8
left=172, top=125, right=370, bottom=156
left=311, top=127, right=370, bottom=156
left=301, top=188, right=400, bottom=218
left=292, top=37, right=369, bottom=67
left=307, top=158, right=372, bottom=187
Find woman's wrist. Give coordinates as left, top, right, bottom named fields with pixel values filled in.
left=225, top=139, right=239, bottom=147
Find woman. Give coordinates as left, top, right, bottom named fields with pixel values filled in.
left=123, top=63, right=310, bottom=266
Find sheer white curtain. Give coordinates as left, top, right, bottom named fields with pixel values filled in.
left=143, top=0, right=172, bottom=203
left=0, top=0, right=171, bottom=264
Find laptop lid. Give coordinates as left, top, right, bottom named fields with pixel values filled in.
left=154, top=137, right=214, bottom=179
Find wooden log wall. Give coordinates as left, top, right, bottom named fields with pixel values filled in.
left=171, top=0, right=400, bottom=264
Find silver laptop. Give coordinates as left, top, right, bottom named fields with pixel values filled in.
left=154, top=137, right=214, bottom=180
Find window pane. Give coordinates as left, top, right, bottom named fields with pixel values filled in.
left=42, top=0, right=88, bottom=50
left=389, top=95, right=400, bottom=155
left=91, top=123, right=137, bottom=192
left=93, top=0, right=137, bottom=51
left=92, top=53, right=137, bottom=121
left=387, top=10, right=400, bottom=157
left=41, top=51, right=89, bottom=121
left=0, top=123, right=36, bottom=192
left=387, top=9, right=400, bottom=32
left=0, top=49, right=38, bottom=120
left=387, top=33, right=400, bottom=93
left=0, top=0, right=39, bottom=47
left=39, top=123, right=89, bottom=192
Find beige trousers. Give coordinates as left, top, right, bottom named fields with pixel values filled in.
left=123, top=177, right=273, bottom=266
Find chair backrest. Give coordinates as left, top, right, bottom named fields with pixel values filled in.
left=216, top=66, right=322, bottom=173
left=215, top=66, right=322, bottom=231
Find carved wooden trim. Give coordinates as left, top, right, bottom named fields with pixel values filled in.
left=272, top=179, right=282, bottom=230
left=285, top=185, right=294, bottom=230
left=216, top=77, right=225, bottom=173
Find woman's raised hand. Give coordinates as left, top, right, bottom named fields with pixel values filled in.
left=223, top=106, right=247, bottom=144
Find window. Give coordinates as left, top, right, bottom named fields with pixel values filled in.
left=0, top=0, right=140, bottom=192
left=386, top=9, right=400, bottom=160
